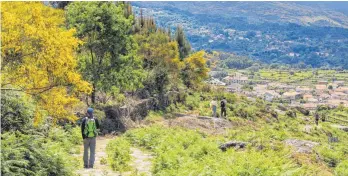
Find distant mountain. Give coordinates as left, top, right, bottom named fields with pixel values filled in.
left=132, top=2, right=348, bottom=69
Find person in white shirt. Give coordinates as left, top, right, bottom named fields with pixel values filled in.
left=210, top=98, right=218, bottom=117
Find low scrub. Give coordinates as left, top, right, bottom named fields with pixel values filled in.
left=106, top=138, right=131, bottom=172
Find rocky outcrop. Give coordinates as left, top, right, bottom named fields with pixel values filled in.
left=284, top=139, right=319, bottom=154
left=295, top=106, right=310, bottom=116
left=331, top=124, right=348, bottom=132
left=219, top=141, right=247, bottom=151
left=101, top=91, right=185, bottom=133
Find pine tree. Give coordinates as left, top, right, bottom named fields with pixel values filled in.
left=175, top=25, right=191, bottom=59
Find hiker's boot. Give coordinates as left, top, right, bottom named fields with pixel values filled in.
left=89, top=165, right=94, bottom=169
left=84, top=165, right=88, bottom=169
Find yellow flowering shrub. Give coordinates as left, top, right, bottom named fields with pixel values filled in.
left=1, top=2, right=91, bottom=123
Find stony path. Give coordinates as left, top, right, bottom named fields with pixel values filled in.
left=75, top=137, right=153, bottom=176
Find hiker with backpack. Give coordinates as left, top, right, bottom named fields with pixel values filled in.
left=81, top=108, right=100, bottom=169
left=221, top=97, right=227, bottom=118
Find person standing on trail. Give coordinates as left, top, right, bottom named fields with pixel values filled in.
left=221, top=97, right=227, bottom=118
left=81, top=108, right=100, bottom=169
left=314, top=112, right=320, bottom=126
left=210, top=98, right=218, bottom=117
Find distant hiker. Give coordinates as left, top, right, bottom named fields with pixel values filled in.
left=221, top=97, right=227, bottom=118
left=81, top=108, right=100, bottom=169
left=210, top=98, right=218, bottom=117
left=321, top=113, right=326, bottom=122
left=314, top=112, right=320, bottom=126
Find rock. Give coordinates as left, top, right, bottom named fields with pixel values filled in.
left=295, top=106, right=310, bottom=116
left=278, top=105, right=287, bottom=111
left=331, top=124, right=348, bottom=132
left=219, top=141, right=247, bottom=151
left=286, top=110, right=297, bottom=118
left=101, top=129, right=109, bottom=135
left=303, top=125, right=312, bottom=133
left=284, top=139, right=319, bottom=154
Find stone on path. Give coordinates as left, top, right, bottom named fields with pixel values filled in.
left=284, top=139, right=319, bottom=154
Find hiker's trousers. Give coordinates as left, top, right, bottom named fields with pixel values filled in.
left=83, top=137, right=96, bottom=167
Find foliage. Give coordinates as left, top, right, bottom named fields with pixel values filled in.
left=175, top=25, right=191, bottom=59
left=1, top=2, right=91, bottom=122
left=135, top=28, right=184, bottom=95
left=1, top=127, right=81, bottom=176
left=182, top=51, right=209, bottom=88
left=219, top=55, right=254, bottom=69
left=106, top=138, right=132, bottom=172
left=1, top=91, right=35, bottom=133
left=66, top=2, right=144, bottom=104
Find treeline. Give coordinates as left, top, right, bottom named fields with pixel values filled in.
left=1, top=2, right=208, bottom=175
left=1, top=1, right=208, bottom=124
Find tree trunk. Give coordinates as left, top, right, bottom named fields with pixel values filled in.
left=91, top=83, right=96, bottom=104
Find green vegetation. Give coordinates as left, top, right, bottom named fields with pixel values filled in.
left=124, top=126, right=298, bottom=175
left=66, top=2, right=144, bottom=104
left=106, top=138, right=132, bottom=172
left=251, top=69, right=348, bottom=84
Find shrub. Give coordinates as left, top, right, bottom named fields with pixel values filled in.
left=1, top=91, right=35, bottom=133
left=106, top=138, right=131, bottom=172
left=1, top=129, right=79, bottom=176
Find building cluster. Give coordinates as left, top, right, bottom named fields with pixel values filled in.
left=207, top=72, right=348, bottom=110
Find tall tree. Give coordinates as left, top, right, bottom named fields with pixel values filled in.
left=175, top=25, right=191, bottom=59
left=66, top=2, right=144, bottom=104
left=1, top=2, right=91, bottom=123
left=182, top=51, right=209, bottom=88
left=135, top=32, right=183, bottom=94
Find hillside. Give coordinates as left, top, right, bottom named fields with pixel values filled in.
left=132, top=2, right=348, bottom=69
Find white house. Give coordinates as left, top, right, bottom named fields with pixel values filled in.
left=222, top=73, right=249, bottom=85
left=264, top=91, right=280, bottom=102
left=226, top=83, right=242, bottom=92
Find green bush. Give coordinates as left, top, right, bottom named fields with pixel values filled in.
left=1, top=128, right=80, bottom=176
left=1, top=91, right=35, bottom=133
left=106, top=138, right=131, bottom=172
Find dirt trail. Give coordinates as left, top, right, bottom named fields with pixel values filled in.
left=75, top=137, right=153, bottom=176
left=75, top=137, right=120, bottom=176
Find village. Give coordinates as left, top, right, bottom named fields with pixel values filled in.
left=207, top=71, right=348, bottom=111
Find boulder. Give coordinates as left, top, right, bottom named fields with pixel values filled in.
left=219, top=141, right=247, bottom=151
left=278, top=104, right=287, bottom=111
left=284, top=139, right=319, bottom=154
left=295, top=106, right=310, bottom=116
left=331, top=124, right=348, bottom=132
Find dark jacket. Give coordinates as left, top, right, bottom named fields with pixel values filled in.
left=81, top=117, right=100, bottom=139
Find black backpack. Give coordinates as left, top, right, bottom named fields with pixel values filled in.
left=221, top=100, right=226, bottom=108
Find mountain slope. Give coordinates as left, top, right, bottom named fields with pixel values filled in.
left=132, top=2, right=348, bottom=69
